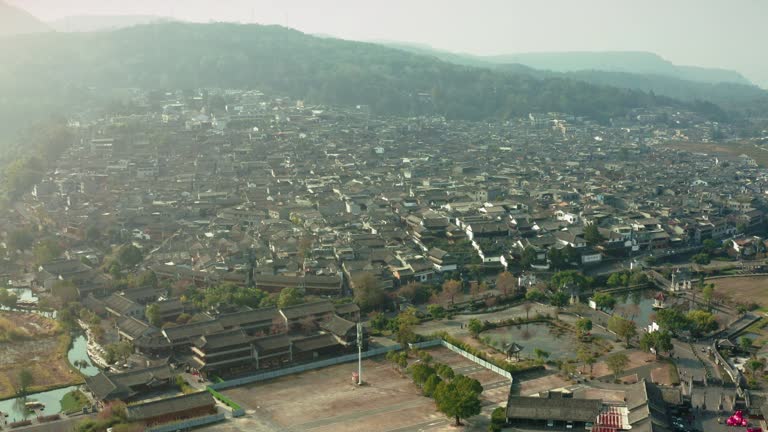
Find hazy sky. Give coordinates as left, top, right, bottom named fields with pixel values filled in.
left=10, top=0, right=768, bottom=87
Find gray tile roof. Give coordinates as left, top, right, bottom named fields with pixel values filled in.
left=85, top=365, right=174, bottom=401
left=104, top=293, right=142, bottom=315
left=117, top=316, right=153, bottom=339
left=293, top=333, right=339, bottom=352
left=217, top=307, right=279, bottom=328
left=163, top=320, right=225, bottom=343
left=194, top=329, right=255, bottom=350
left=280, top=300, right=335, bottom=320
left=506, top=393, right=602, bottom=422
left=333, top=302, right=360, bottom=316
left=125, top=391, right=215, bottom=422
left=320, top=314, right=356, bottom=337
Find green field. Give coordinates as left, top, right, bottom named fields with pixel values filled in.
left=60, top=390, right=89, bottom=413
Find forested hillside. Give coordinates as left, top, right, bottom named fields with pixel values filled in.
left=0, top=22, right=702, bottom=125
left=385, top=42, right=768, bottom=115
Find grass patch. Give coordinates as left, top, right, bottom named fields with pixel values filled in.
left=0, top=332, right=82, bottom=400
left=667, top=361, right=680, bottom=385
left=60, top=390, right=89, bottom=413
left=175, top=375, right=196, bottom=394
left=0, top=316, right=31, bottom=342
left=744, top=319, right=768, bottom=335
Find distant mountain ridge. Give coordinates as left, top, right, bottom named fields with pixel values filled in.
left=381, top=42, right=767, bottom=113
left=488, top=51, right=752, bottom=86
left=0, top=0, right=50, bottom=36
left=382, top=43, right=751, bottom=86
left=48, top=15, right=173, bottom=32
left=0, top=21, right=722, bottom=127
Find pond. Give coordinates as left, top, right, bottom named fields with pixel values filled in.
left=0, top=333, right=99, bottom=421
left=608, top=289, right=686, bottom=330
left=68, top=334, right=100, bottom=377
left=482, top=322, right=577, bottom=360
left=0, top=386, right=78, bottom=423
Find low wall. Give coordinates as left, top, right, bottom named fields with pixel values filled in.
left=146, top=413, right=226, bottom=432
left=712, top=341, right=744, bottom=387
left=209, top=338, right=514, bottom=391
left=439, top=340, right=513, bottom=381
left=704, top=273, right=768, bottom=281
left=210, top=340, right=440, bottom=391
left=719, top=314, right=761, bottom=339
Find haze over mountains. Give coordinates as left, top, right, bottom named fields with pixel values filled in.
left=488, top=51, right=752, bottom=86
left=0, top=2, right=766, bottom=140
left=48, top=14, right=171, bottom=32
left=383, top=42, right=753, bottom=87
left=381, top=42, right=768, bottom=112
left=0, top=0, right=49, bottom=36
left=0, top=22, right=696, bottom=122
left=0, top=0, right=169, bottom=33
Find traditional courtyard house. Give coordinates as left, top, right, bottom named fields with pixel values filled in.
left=104, top=293, right=145, bottom=320
left=279, top=300, right=335, bottom=330
left=85, top=365, right=175, bottom=405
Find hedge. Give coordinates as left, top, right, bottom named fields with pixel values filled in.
left=207, top=387, right=242, bottom=411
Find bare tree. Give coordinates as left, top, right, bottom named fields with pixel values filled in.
left=496, top=271, right=515, bottom=296
left=298, top=316, right=318, bottom=334
left=523, top=302, right=534, bottom=320
left=442, top=279, right=462, bottom=306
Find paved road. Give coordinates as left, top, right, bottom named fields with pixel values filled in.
left=11, top=414, right=94, bottom=432
left=673, top=340, right=708, bottom=383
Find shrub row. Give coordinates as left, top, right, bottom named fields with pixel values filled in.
left=207, top=387, right=242, bottom=411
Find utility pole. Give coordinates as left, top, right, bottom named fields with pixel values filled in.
left=357, top=322, right=363, bottom=385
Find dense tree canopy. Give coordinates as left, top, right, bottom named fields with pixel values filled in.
left=608, top=316, right=637, bottom=346
left=352, top=273, right=387, bottom=311
left=7, top=229, right=34, bottom=252
left=550, top=270, right=589, bottom=292
left=583, top=224, right=604, bottom=246
left=52, top=280, right=79, bottom=303
left=33, top=239, right=63, bottom=266
left=654, top=308, right=689, bottom=334
left=116, top=244, right=143, bottom=268
left=686, top=310, right=718, bottom=336
left=592, top=292, right=617, bottom=310
left=433, top=375, right=483, bottom=426
left=188, top=283, right=270, bottom=309
left=639, top=330, right=673, bottom=358
left=277, top=287, right=304, bottom=308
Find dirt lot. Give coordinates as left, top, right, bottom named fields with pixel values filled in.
left=590, top=349, right=656, bottom=379
left=216, top=347, right=511, bottom=432
left=710, top=276, right=768, bottom=307
left=511, top=369, right=570, bottom=396
left=0, top=312, right=81, bottom=399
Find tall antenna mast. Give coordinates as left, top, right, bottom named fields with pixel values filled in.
left=356, top=322, right=363, bottom=385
